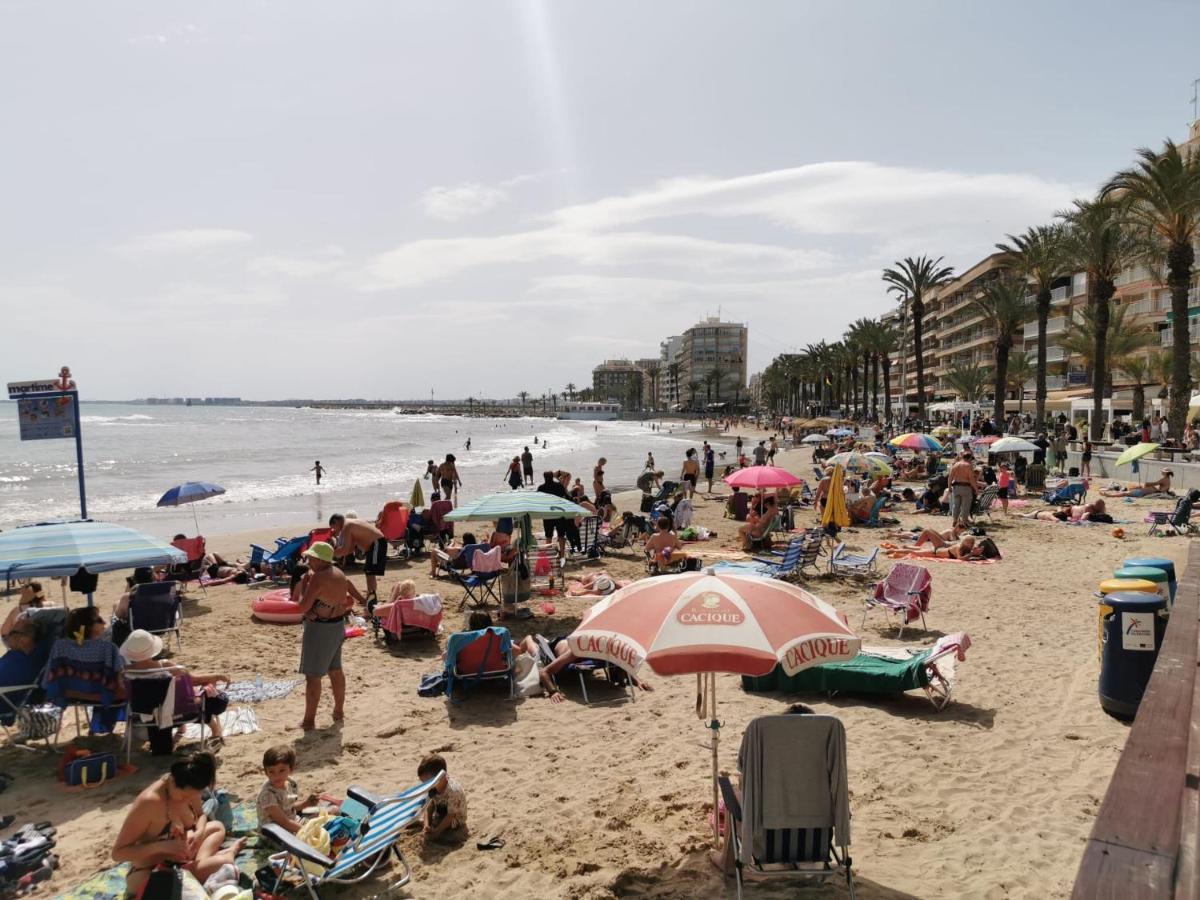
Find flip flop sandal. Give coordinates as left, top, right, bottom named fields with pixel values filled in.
left=476, top=837, right=505, bottom=851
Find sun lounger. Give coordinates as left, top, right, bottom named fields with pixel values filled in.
left=717, top=714, right=855, bottom=900
left=261, top=773, right=446, bottom=898
left=1147, top=494, right=1197, bottom=536
left=742, top=632, right=971, bottom=710
left=828, top=543, right=878, bottom=577
left=862, top=562, right=931, bottom=637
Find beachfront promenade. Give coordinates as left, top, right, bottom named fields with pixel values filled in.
left=1074, top=541, right=1200, bottom=899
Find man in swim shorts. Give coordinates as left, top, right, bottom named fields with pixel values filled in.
left=293, top=542, right=361, bottom=730
left=329, top=513, right=387, bottom=600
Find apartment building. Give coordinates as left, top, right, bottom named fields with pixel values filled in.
left=659, top=335, right=684, bottom=408
left=679, top=317, right=749, bottom=408
left=591, top=359, right=643, bottom=405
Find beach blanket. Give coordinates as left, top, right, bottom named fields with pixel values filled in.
left=56, top=803, right=262, bottom=900
left=884, top=552, right=999, bottom=564
left=708, top=560, right=773, bottom=577
left=180, top=707, right=259, bottom=740
left=224, top=679, right=299, bottom=703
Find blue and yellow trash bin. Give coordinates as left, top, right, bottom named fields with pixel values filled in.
left=1122, top=556, right=1177, bottom=603
left=1097, top=591, right=1169, bottom=718
left=1111, top=565, right=1169, bottom=599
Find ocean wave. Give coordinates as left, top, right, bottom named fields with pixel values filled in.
left=80, top=414, right=155, bottom=423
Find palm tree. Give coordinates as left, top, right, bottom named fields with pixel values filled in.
left=1060, top=301, right=1155, bottom=397
left=882, top=256, right=956, bottom=420
left=666, top=361, right=682, bottom=409
left=640, top=361, right=661, bottom=411
left=970, top=276, right=1034, bottom=426
left=1058, top=198, right=1134, bottom=439
left=996, top=224, right=1068, bottom=428
left=943, top=361, right=990, bottom=405
left=1106, top=140, right=1200, bottom=437
left=517, top=391, right=529, bottom=410
left=876, top=326, right=898, bottom=424
left=705, top=363, right=729, bottom=406
left=1005, top=352, right=1035, bottom=415
left=1118, top=353, right=1157, bottom=423
left=564, top=383, right=577, bottom=401
left=686, top=379, right=703, bottom=411
left=846, top=319, right=876, bottom=417
left=466, top=396, right=476, bottom=416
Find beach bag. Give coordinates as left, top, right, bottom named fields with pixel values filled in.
left=296, top=815, right=332, bottom=875
left=513, top=654, right=541, bottom=698
left=418, top=673, right=446, bottom=697
left=533, top=552, right=552, bottom=578
left=63, top=751, right=117, bottom=788
left=16, top=704, right=61, bottom=741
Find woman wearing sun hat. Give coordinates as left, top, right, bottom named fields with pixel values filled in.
left=293, top=542, right=362, bottom=731
left=119, top=629, right=231, bottom=746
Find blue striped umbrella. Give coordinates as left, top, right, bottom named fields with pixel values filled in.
left=0, top=520, right=187, bottom=581
left=157, top=481, right=226, bottom=533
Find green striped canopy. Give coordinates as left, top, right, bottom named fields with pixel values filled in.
left=444, top=491, right=591, bottom=522
left=0, top=520, right=187, bottom=580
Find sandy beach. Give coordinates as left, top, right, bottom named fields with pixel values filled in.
left=7, top=436, right=1187, bottom=900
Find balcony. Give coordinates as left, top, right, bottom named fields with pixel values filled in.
left=1024, top=375, right=1067, bottom=392
left=1022, top=316, right=1069, bottom=340
left=1029, top=347, right=1067, bottom=363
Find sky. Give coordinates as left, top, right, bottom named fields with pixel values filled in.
left=2, top=0, right=1198, bottom=401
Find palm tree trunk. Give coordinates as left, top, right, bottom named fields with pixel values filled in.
left=912, top=299, right=926, bottom=420
left=1090, top=282, right=1115, bottom=441
left=861, top=353, right=870, bottom=416
left=882, top=358, right=892, bottom=423
left=1035, top=288, right=1049, bottom=428
left=1168, top=242, right=1196, bottom=437
left=870, top=355, right=880, bottom=420
left=1132, top=383, right=1146, bottom=423
left=993, top=342, right=1009, bottom=428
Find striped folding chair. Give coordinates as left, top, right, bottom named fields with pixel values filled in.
left=261, top=773, right=446, bottom=899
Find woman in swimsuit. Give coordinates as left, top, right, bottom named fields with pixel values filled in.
left=886, top=536, right=994, bottom=560
left=1102, top=470, right=1173, bottom=498
left=437, top=454, right=461, bottom=500
left=113, top=752, right=244, bottom=897
left=1021, top=499, right=1106, bottom=522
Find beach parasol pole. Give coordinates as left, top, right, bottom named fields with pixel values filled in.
left=696, top=671, right=722, bottom=845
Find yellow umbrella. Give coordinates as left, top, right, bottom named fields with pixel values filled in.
left=1115, top=442, right=1159, bottom=467
left=821, top=464, right=850, bottom=530
left=410, top=478, right=425, bottom=508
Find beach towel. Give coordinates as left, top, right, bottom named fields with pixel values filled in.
left=884, top=551, right=1000, bottom=564
left=737, top=716, right=849, bottom=864
left=180, top=707, right=258, bottom=741
left=224, top=679, right=299, bottom=703
left=41, top=639, right=124, bottom=707
left=382, top=594, right=444, bottom=634
left=566, top=578, right=631, bottom=597
left=708, top=560, right=773, bottom=578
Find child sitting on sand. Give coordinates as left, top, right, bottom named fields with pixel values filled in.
left=418, top=754, right=467, bottom=841
left=257, top=745, right=318, bottom=834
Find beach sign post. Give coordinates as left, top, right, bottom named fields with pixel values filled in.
left=7, top=368, right=87, bottom=519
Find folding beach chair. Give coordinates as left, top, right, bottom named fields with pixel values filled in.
left=862, top=562, right=931, bottom=637
left=443, top=627, right=514, bottom=699
left=828, top=543, right=878, bottom=577
left=742, top=632, right=971, bottom=710
left=128, top=581, right=184, bottom=649
left=855, top=495, right=889, bottom=527
left=1148, top=494, right=1197, bottom=536
left=1042, top=481, right=1086, bottom=506
left=535, top=636, right=634, bottom=705
left=598, top=517, right=640, bottom=555
left=570, top=516, right=602, bottom=561
left=752, top=538, right=806, bottom=580
left=447, top=545, right=505, bottom=611
left=254, top=535, right=309, bottom=580
left=971, top=484, right=1000, bottom=522
left=718, top=715, right=855, bottom=900
left=261, top=773, right=447, bottom=899
left=0, top=680, right=55, bottom=750
left=169, top=537, right=207, bottom=593
left=375, top=501, right=411, bottom=560
left=122, top=668, right=208, bottom=763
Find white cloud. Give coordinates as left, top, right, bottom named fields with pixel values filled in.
left=247, top=256, right=345, bottom=278
left=113, top=228, right=254, bottom=258
left=419, top=183, right=509, bottom=222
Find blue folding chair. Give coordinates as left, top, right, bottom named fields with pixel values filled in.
left=127, top=581, right=183, bottom=649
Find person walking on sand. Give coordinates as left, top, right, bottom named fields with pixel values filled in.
left=292, top=542, right=361, bottom=730
left=593, top=458, right=607, bottom=499
left=310, top=461, right=325, bottom=486
left=947, top=452, right=979, bottom=528
left=438, top=454, right=462, bottom=502
left=681, top=448, right=700, bottom=498
left=703, top=442, right=715, bottom=494
left=521, top=446, right=534, bottom=485
left=328, top=513, right=387, bottom=600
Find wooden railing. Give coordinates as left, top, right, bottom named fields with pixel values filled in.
left=1073, top=543, right=1200, bottom=898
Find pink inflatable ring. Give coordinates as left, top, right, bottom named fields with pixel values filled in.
left=252, top=588, right=302, bottom=624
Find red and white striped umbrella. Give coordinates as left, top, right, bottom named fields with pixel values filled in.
left=569, top=570, right=860, bottom=678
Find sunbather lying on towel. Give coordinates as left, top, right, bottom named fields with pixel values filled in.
left=885, top=535, right=1000, bottom=560
left=1101, top=470, right=1174, bottom=498
left=1021, top=499, right=1108, bottom=523
left=513, top=633, right=654, bottom=704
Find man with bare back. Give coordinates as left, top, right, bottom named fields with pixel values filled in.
left=328, top=513, right=387, bottom=600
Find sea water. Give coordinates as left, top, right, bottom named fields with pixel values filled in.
left=0, top=403, right=732, bottom=538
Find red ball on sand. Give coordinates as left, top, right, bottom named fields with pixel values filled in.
left=541, top=601, right=556, bottom=616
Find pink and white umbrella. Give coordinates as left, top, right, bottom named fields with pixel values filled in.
left=569, top=570, right=860, bottom=843
left=570, top=570, right=859, bottom=677
left=723, top=465, right=803, bottom=491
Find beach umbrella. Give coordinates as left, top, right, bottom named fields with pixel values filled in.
left=988, top=437, right=1039, bottom=454
left=821, top=465, right=850, bottom=530
left=410, top=479, right=424, bottom=509
left=156, top=481, right=226, bottom=534
left=827, top=451, right=892, bottom=477
left=889, top=432, right=943, bottom=452
left=801, top=434, right=829, bottom=444
left=569, top=570, right=860, bottom=843
left=1115, top=442, right=1159, bottom=468
left=864, top=451, right=893, bottom=464
left=724, top=466, right=802, bottom=490
left=931, top=425, right=959, bottom=436
left=970, top=435, right=1000, bottom=447
left=0, top=521, right=187, bottom=605
left=826, top=427, right=854, bottom=437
